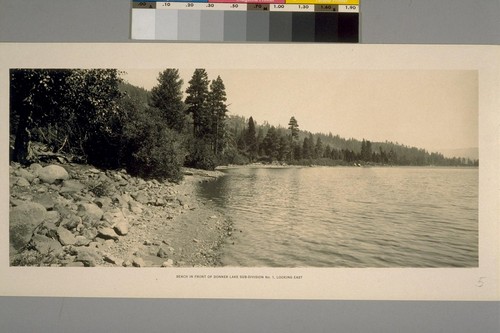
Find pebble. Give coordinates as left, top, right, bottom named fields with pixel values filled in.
left=161, top=259, right=174, bottom=267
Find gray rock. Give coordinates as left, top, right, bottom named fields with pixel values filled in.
left=97, top=227, right=119, bottom=241
left=94, top=197, right=112, bottom=210
left=131, top=192, right=149, bottom=204
left=31, top=234, right=63, bottom=255
left=81, top=228, right=98, bottom=241
left=10, top=202, right=47, bottom=250
left=161, top=259, right=174, bottom=267
left=102, top=209, right=126, bottom=225
left=118, top=180, right=128, bottom=186
left=61, top=180, right=85, bottom=193
left=87, top=241, right=101, bottom=249
left=75, top=247, right=101, bottom=267
left=157, top=247, right=169, bottom=259
left=113, top=221, right=129, bottom=236
left=57, top=227, right=77, bottom=246
left=129, top=201, right=143, bottom=214
left=44, top=210, right=60, bottom=224
left=10, top=197, right=26, bottom=207
left=132, top=257, right=145, bottom=267
left=103, top=254, right=123, bottom=266
left=37, top=221, right=58, bottom=239
left=121, top=193, right=133, bottom=203
left=102, top=210, right=129, bottom=235
left=29, top=163, right=43, bottom=175
left=111, top=194, right=128, bottom=208
left=16, top=177, right=31, bottom=187
left=61, top=215, right=82, bottom=230
left=155, top=198, right=166, bottom=206
left=15, top=168, right=36, bottom=183
left=33, top=193, right=55, bottom=210
left=77, top=203, right=103, bottom=221
left=9, top=176, right=19, bottom=188
left=74, top=236, right=92, bottom=246
left=38, top=165, right=69, bottom=184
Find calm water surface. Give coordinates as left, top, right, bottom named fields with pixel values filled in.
left=197, top=167, right=478, bottom=267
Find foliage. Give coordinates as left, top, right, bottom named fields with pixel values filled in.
left=123, top=107, right=185, bottom=182
left=87, top=180, right=114, bottom=197
left=185, top=69, right=210, bottom=138
left=224, top=114, right=477, bottom=167
left=10, top=69, right=124, bottom=167
left=10, top=67, right=477, bottom=186
left=150, top=69, right=186, bottom=132
left=184, top=70, right=229, bottom=169
left=207, top=76, right=228, bottom=156
left=245, top=116, right=258, bottom=161
left=185, top=138, right=217, bottom=171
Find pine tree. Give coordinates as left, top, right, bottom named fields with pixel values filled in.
left=246, top=116, right=258, bottom=161
left=315, top=137, right=323, bottom=159
left=288, top=116, right=299, bottom=161
left=185, top=69, right=210, bottom=139
left=150, top=69, right=185, bottom=132
left=263, top=126, right=279, bottom=161
left=288, top=116, right=299, bottom=140
left=207, top=76, right=228, bottom=156
left=278, top=136, right=290, bottom=162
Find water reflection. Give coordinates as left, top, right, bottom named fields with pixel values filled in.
left=198, top=167, right=478, bottom=267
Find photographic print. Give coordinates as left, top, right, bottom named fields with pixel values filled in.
left=8, top=68, right=479, bottom=268
left=0, top=43, right=498, bottom=299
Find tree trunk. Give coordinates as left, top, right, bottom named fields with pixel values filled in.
left=12, top=109, right=32, bottom=165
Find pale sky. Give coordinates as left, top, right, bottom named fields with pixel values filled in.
left=122, top=69, right=478, bottom=153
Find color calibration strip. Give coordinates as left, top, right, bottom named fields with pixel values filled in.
left=131, top=0, right=359, bottom=42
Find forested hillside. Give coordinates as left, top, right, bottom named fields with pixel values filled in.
left=10, top=68, right=477, bottom=183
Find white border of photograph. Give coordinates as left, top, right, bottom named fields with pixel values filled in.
left=0, top=43, right=498, bottom=300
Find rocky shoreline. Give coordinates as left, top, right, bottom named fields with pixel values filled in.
left=9, top=161, right=232, bottom=267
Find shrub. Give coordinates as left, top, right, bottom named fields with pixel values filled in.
left=124, top=107, right=186, bottom=182
left=185, top=139, right=216, bottom=171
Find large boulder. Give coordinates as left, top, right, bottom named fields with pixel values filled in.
left=75, top=247, right=102, bottom=267
left=131, top=192, right=149, bottom=205
left=31, top=234, right=63, bottom=256
left=15, top=168, right=36, bottom=183
left=103, top=210, right=129, bottom=235
left=38, top=165, right=69, bottom=184
left=97, top=227, right=119, bottom=241
left=74, top=235, right=92, bottom=246
left=57, top=227, right=77, bottom=246
left=10, top=202, right=47, bottom=251
left=61, top=180, right=85, bottom=193
left=29, top=163, right=43, bottom=175
left=32, top=193, right=55, bottom=210
left=77, top=203, right=104, bottom=221
left=16, top=177, right=31, bottom=187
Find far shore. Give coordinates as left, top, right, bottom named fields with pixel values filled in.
left=216, top=163, right=479, bottom=170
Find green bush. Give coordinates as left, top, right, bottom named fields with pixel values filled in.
left=124, top=107, right=186, bottom=182
left=185, top=139, right=216, bottom=171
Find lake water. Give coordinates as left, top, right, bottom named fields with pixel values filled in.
left=197, top=167, right=478, bottom=267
